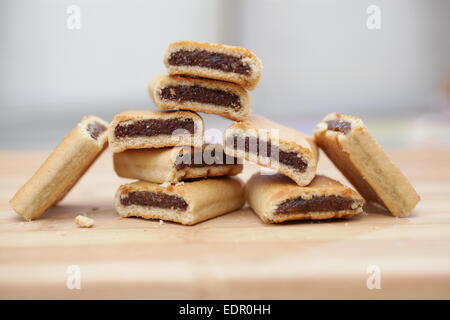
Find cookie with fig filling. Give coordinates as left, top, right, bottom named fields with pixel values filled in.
left=115, top=177, right=245, bottom=225
left=164, top=41, right=262, bottom=90
left=245, top=173, right=365, bottom=223
left=224, top=115, right=318, bottom=186
left=314, top=113, right=420, bottom=217
left=149, top=75, right=250, bottom=121
left=113, top=144, right=243, bottom=184
left=10, top=115, right=109, bottom=221
left=108, top=110, right=203, bottom=153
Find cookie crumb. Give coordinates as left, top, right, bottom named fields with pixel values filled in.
left=159, top=219, right=165, bottom=226
left=75, top=215, right=94, bottom=228
left=159, top=182, right=171, bottom=188
left=175, top=181, right=185, bottom=187
left=315, top=122, right=328, bottom=132
left=350, top=202, right=359, bottom=210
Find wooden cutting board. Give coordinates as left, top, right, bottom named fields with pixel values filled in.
left=0, top=148, right=449, bottom=299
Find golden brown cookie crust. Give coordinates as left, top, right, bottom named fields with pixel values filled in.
left=314, top=112, right=420, bottom=217
left=149, top=75, right=251, bottom=121
left=113, top=144, right=243, bottom=183
left=108, top=110, right=204, bottom=153
left=163, top=41, right=262, bottom=90
left=245, top=173, right=365, bottom=223
left=10, top=115, right=109, bottom=221
left=224, top=115, right=318, bottom=186
left=115, top=177, right=245, bottom=225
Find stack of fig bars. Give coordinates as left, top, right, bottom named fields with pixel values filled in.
left=110, top=41, right=263, bottom=225
left=109, top=40, right=420, bottom=226
left=9, top=40, right=420, bottom=223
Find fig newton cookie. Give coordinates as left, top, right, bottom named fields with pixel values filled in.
left=10, top=115, right=109, bottom=221
left=113, top=144, right=243, bottom=184
left=224, top=115, right=318, bottom=186
left=149, top=75, right=251, bottom=121
left=164, top=41, right=262, bottom=90
left=245, top=173, right=365, bottom=223
left=115, top=177, right=245, bottom=225
left=108, top=110, right=204, bottom=153
left=314, top=112, right=420, bottom=217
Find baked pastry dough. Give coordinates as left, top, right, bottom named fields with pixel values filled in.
left=115, top=177, right=245, bottom=225
left=10, top=115, right=109, bottom=221
left=224, top=115, right=318, bottom=186
left=314, top=112, right=420, bottom=217
left=245, top=173, right=365, bottom=223
left=113, top=144, right=243, bottom=183
left=163, top=41, right=262, bottom=90
left=149, top=75, right=250, bottom=121
left=108, top=110, right=203, bottom=153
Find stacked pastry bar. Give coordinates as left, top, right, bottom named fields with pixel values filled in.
left=149, top=41, right=263, bottom=121
left=113, top=41, right=265, bottom=225
left=110, top=111, right=246, bottom=225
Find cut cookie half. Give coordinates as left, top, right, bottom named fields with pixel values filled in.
left=115, top=177, right=245, bottom=225
left=108, top=110, right=203, bottom=153
left=164, top=41, right=262, bottom=90
left=10, top=115, right=109, bottom=220
left=245, top=173, right=365, bottom=223
left=113, top=144, right=243, bottom=184
left=224, top=115, right=318, bottom=186
left=314, top=112, right=420, bottom=217
left=149, top=75, right=250, bottom=121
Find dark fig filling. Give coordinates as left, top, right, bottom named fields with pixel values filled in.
left=121, top=191, right=188, bottom=211
left=174, top=146, right=240, bottom=169
left=276, top=195, right=355, bottom=214
left=326, top=120, right=351, bottom=134
left=168, top=49, right=251, bottom=75
left=86, top=122, right=107, bottom=140
left=114, top=118, right=195, bottom=138
left=160, top=85, right=241, bottom=110
left=226, top=135, right=308, bottom=172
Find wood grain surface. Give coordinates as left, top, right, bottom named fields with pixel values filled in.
left=0, top=148, right=449, bottom=299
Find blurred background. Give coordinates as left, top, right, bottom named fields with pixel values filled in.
left=1, top=0, right=450, bottom=148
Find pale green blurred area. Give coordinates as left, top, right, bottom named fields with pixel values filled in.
left=1, top=0, right=449, bottom=149
left=362, top=117, right=450, bottom=147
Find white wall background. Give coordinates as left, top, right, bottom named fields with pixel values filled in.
left=1, top=0, right=449, bottom=148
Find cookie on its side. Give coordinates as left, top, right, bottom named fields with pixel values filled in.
left=224, top=115, right=318, bottom=186
left=149, top=75, right=250, bottom=121
left=114, top=144, right=243, bottom=184
left=10, top=115, right=109, bottom=221
left=164, top=41, right=262, bottom=90
left=314, top=112, right=420, bottom=217
left=115, top=177, right=245, bottom=225
left=108, top=110, right=203, bottom=153
left=245, top=173, right=365, bottom=223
